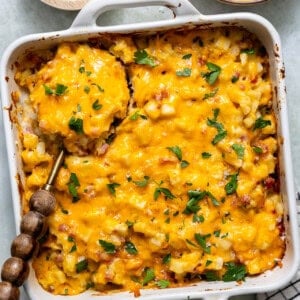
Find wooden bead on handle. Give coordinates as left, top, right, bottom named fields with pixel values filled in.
left=29, top=190, right=56, bottom=216
left=20, top=211, right=46, bottom=238
left=1, top=258, right=29, bottom=287
left=0, top=281, right=20, bottom=300
left=11, top=234, right=36, bottom=261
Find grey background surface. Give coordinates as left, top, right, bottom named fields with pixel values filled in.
left=0, top=0, right=299, bottom=299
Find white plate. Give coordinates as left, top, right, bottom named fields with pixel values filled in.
left=41, top=0, right=89, bottom=10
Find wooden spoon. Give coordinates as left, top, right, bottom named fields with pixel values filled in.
left=40, top=0, right=90, bottom=10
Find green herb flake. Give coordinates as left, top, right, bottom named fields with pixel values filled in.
left=125, top=241, right=138, bottom=255
left=76, top=259, right=88, bottom=273
left=156, top=279, right=170, bottom=289
left=225, top=174, right=238, bottom=195
left=207, top=109, right=227, bottom=145
left=68, top=236, right=75, bottom=242
left=134, top=50, right=157, bottom=68
left=166, top=145, right=182, bottom=161
left=126, top=220, right=134, bottom=228
left=252, top=146, right=263, bottom=154
left=107, top=182, right=120, bottom=196
left=253, top=117, right=271, bottom=130
left=142, top=268, right=155, bottom=286
left=241, top=48, right=255, bottom=55
left=180, top=160, right=190, bottom=169
left=99, top=240, right=116, bottom=254
left=222, top=262, right=247, bottom=282
left=92, top=83, right=105, bottom=92
left=232, top=143, right=245, bottom=159
left=193, top=214, right=204, bottom=223
left=84, top=86, right=90, bottom=94
left=133, top=176, right=150, bottom=187
left=205, top=270, right=220, bottom=281
left=202, top=152, right=212, bottom=159
left=70, top=244, right=77, bottom=253
left=203, top=88, right=218, bottom=100
left=91, top=99, right=102, bottom=110
left=194, top=233, right=211, bottom=254
left=162, top=253, right=171, bottom=264
left=129, top=110, right=147, bottom=121
left=214, top=230, right=221, bottom=237
left=202, top=62, right=221, bottom=85
left=61, top=208, right=69, bottom=215
left=176, top=68, right=192, bottom=77
left=68, top=173, right=80, bottom=203
left=206, top=260, right=213, bottom=267
left=182, top=53, right=192, bottom=60
left=79, top=66, right=85, bottom=73
left=55, top=84, right=68, bottom=96
left=231, top=75, right=239, bottom=83
left=68, top=116, right=84, bottom=134
left=154, top=187, right=176, bottom=200
left=86, top=282, right=95, bottom=290
left=183, top=190, right=207, bottom=214
left=43, top=84, right=53, bottom=95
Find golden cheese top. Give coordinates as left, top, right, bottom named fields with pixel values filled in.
left=15, top=27, right=284, bottom=296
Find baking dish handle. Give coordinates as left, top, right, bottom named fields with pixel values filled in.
left=71, top=0, right=201, bottom=28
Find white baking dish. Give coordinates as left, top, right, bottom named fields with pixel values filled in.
left=1, top=0, right=299, bottom=299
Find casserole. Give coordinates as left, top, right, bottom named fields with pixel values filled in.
left=1, top=0, right=299, bottom=299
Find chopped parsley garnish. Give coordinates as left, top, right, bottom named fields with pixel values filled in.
left=180, top=160, right=190, bottom=168
left=154, top=187, right=176, bottom=200
left=183, top=190, right=207, bottom=214
left=241, top=48, right=255, bottom=55
left=125, top=241, right=138, bottom=255
left=107, top=182, right=120, bottom=196
left=232, top=143, right=245, bottom=159
left=205, top=270, right=219, bottom=281
left=84, top=86, right=90, bottom=94
left=55, top=84, right=68, bottom=96
left=207, top=108, right=227, bottom=145
left=142, top=268, right=155, bottom=286
left=76, top=259, right=88, bottom=273
left=61, top=208, right=69, bottom=214
left=79, top=66, right=85, bottom=73
left=99, top=240, right=116, bottom=254
left=166, top=145, right=189, bottom=169
left=68, top=116, right=84, bottom=134
left=68, top=172, right=80, bottom=202
left=193, top=214, right=204, bottom=223
left=70, top=244, right=77, bottom=253
left=133, top=176, right=150, bottom=187
left=126, top=220, right=134, bottom=228
left=202, top=152, right=212, bottom=159
left=166, top=146, right=182, bottom=161
left=182, top=53, right=192, bottom=60
left=194, top=233, right=211, bottom=254
left=253, top=117, right=271, bottom=130
left=225, top=174, right=238, bottom=195
left=162, top=253, right=171, bottom=264
left=222, top=262, right=247, bottom=282
left=129, top=110, right=148, bottom=121
left=134, top=50, right=157, bottom=67
left=207, top=191, right=220, bottom=206
left=231, top=75, right=239, bottom=83
left=43, top=84, right=54, bottom=95
left=92, top=99, right=102, bottom=110
left=202, top=62, right=221, bottom=85
left=176, top=68, right=192, bottom=77
left=214, top=230, right=221, bottom=237
left=252, top=146, right=263, bottom=154
left=156, top=280, right=170, bottom=289
left=91, top=83, right=104, bottom=92
left=43, top=83, right=68, bottom=96
left=203, top=88, right=218, bottom=100
left=206, top=260, right=213, bottom=267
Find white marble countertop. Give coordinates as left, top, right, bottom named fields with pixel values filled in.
left=0, top=0, right=299, bottom=299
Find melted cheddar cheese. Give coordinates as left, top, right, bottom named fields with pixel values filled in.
left=15, top=27, right=285, bottom=296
